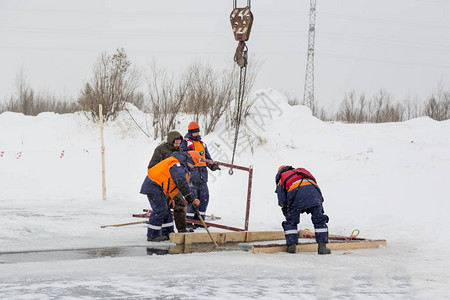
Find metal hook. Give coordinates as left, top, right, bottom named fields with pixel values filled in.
left=234, top=0, right=251, bottom=9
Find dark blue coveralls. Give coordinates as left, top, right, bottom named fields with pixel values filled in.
left=275, top=167, right=329, bottom=246
left=140, top=153, right=195, bottom=239
left=181, top=132, right=215, bottom=223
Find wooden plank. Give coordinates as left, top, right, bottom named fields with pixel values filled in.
left=221, top=232, right=247, bottom=243
left=252, top=244, right=287, bottom=254
left=171, top=232, right=249, bottom=244
left=171, top=230, right=386, bottom=252
left=252, top=240, right=387, bottom=254
left=181, top=232, right=248, bottom=245
left=169, top=233, right=185, bottom=244
left=172, top=231, right=286, bottom=245
left=184, top=233, right=215, bottom=244
left=245, top=231, right=285, bottom=242
left=327, top=240, right=387, bottom=251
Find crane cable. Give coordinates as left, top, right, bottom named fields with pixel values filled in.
left=229, top=0, right=253, bottom=175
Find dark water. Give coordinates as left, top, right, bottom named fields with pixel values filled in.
left=0, top=243, right=248, bottom=264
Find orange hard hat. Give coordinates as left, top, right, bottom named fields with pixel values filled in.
left=188, top=151, right=201, bottom=166
left=188, top=121, right=200, bottom=131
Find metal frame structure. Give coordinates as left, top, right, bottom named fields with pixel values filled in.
left=195, top=159, right=253, bottom=231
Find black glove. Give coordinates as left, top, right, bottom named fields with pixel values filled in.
left=281, top=204, right=288, bottom=216
left=209, top=164, right=221, bottom=171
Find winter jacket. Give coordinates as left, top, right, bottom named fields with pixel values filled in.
left=147, top=131, right=182, bottom=169
left=140, top=153, right=196, bottom=203
left=180, top=133, right=213, bottom=184
left=275, top=167, right=324, bottom=212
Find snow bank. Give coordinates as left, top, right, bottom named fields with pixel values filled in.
left=1, top=89, right=450, bottom=298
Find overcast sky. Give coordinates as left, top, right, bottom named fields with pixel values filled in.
left=1, top=0, right=449, bottom=111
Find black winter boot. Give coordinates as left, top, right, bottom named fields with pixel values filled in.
left=178, top=228, right=194, bottom=233
left=147, top=235, right=170, bottom=242
left=318, top=242, right=331, bottom=255
left=287, top=244, right=297, bottom=253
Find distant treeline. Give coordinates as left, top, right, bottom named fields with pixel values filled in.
left=1, top=49, right=449, bottom=128
left=315, top=88, right=449, bottom=122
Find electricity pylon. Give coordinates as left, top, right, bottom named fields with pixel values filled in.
left=303, top=0, right=317, bottom=112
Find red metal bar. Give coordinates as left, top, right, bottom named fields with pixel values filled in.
left=202, top=158, right=253, bottom=231
left=244, top=166, right=253, bottom=231
left=202, top=158, right=250, bottom=172
left=135, top=212, right=240, bottom=230
left=133, top=214, right=147, bottom=218
left=186, top=219, right=245, bottom=232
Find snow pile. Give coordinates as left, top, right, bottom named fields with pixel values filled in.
left=1, top=89, right=450, bottom=298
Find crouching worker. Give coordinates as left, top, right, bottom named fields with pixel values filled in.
left=147, top=131, right=193, bottom=233
left=140, top=151, right=201, bottom=242
left=275, top=166, right=331, bottom=254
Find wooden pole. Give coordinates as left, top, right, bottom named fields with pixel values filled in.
left=198, top=214, right=219, bottom=247
left=99, top=104, right=106, bottom=200
left=101, top=221, right=146, bottom=228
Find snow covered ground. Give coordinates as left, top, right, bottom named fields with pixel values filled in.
left=1, top=89, right=449, bottom=299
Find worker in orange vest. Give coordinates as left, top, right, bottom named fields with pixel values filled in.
left=181, top=122, right=220, bottom=228
left=140, top=151, right=201, bottom=242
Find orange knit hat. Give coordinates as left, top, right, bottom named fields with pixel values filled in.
left=188, top=121, right=200, bottom=131
left=188, top=151, right=201, bottom=166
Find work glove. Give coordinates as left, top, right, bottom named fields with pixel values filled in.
left=208, top=163, right=221, bottom=171
left=211, top=164, right=221, bottom=171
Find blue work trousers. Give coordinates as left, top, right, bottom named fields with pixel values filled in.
left=146, top=189, right=174, bottom=239
left=282, top=204, right=329, bottom=246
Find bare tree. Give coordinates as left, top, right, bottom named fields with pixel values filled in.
left=148, top=61, right=187, bottom=140
left=182, top=62, right=242, bottom=135
left=78, top=48, right=141, bottom=121
left=369, top=90, right=403, bottom=123
left=204, top=67, right=236, bottom=134
left=282, top=90, right=301, bottom=106
left=14, top=69, right=35, bottom=115
left=337, top=90, right=358, bottom=123
left=424, top=82, right=450, bottom=121
left=183, top=62, right=211, bottom=122
left=226, top=62, right=259, bottom=130
left=0, top=69, right=78, bottom=115
left=402, top=95, right=422, bottom=120
left=424, top=94, right=450, bottom=121
left=145, top=60, right=258, bottom=139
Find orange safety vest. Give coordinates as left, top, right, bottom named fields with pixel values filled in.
left=279, top=168, right=317, bottom=192
left=188, top=140, right=207, bottom=167
left=147, top=156, right=188, bottom=199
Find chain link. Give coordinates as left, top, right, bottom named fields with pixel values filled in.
left=229, top=64, right=247, bottom=175
left=229, top=0, right=251, bottom=174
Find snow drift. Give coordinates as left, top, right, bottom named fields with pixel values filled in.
left=1, top=89, right=449, bottom=299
